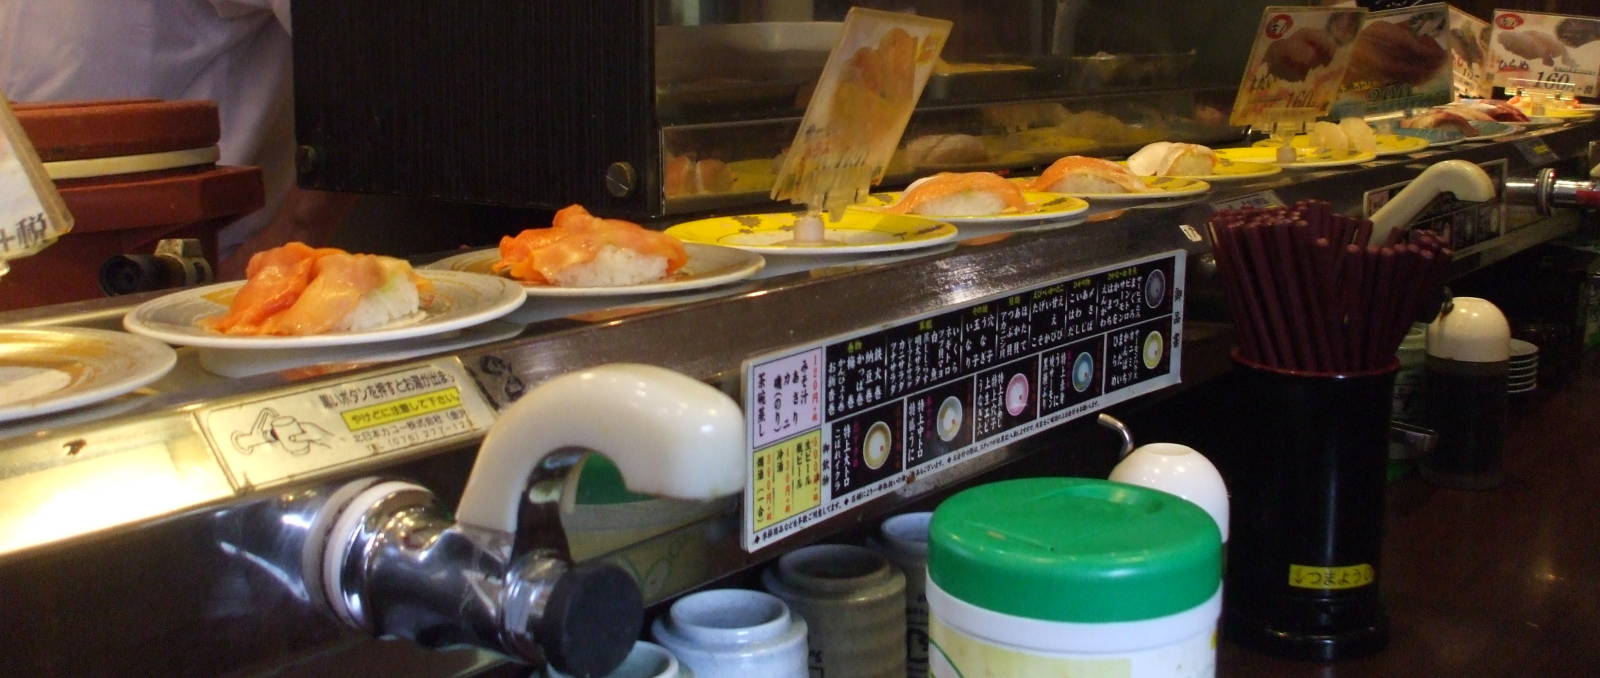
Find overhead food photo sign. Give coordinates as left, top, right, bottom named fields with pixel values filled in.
left=1332, top=3, right=1453, bottom=118
left=1448, top=5, right=1494, bottom=98
left=1232, top=6, right=1368, bottom=126
left=1490, top=9, right=1600, bottom=97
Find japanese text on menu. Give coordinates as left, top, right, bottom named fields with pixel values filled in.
left=742, top=251, right=1186, bottom=550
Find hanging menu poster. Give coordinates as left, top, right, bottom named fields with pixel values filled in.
left=1449, top=6, right=1494, bottom=99
left=741, top=251, right=1186, bottom=550
left=1331, top=3, right=1453, bottom=118
left=1231, top=6, right=1367, bottom=126
left=1490, top=9, right=1600, bottom=97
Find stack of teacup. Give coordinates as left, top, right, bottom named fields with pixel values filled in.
left=1508, top=339, right=1539, bottom=395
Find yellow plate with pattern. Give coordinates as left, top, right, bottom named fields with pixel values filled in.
left=1540, top=107, right=1596, bottom=119
left=1251, top=133, right=1426, bottom=157
left=665, top=211, right=957, bottom=256
left=1217, top=146, right=1377, bottom=168
left=1009, top=174, right=1210, bottom=201
left=852, top=190, right=1089, bottom=223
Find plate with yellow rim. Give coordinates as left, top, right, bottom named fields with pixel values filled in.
left=852, top=190, right=1089, bottom=223
left=1251, top=133, right=1427, bottom=157
left=665, top=211, right=957, bottom=256
left=1216, top=146, right=1377, bottom=168
left=1009, top=174, right=1210, bottom=201
left=1119, top=158, right=1282, bottom=183
left=1539, top=107, right=1596, bottom=119
left=426, top=243, right=766, bottom=297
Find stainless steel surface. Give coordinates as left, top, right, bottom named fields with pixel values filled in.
left=1096, top=413, right=1136, bottom=459
left=3, top=121, right=1598, bottom=676
left=1503, top=168, right=1553, bottom=216
left=1388, top=421, right=1438, bottom=461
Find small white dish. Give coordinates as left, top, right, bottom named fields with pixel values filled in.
left=863, top=420, right=893, bottom=469
left=936, top=396, right=963, bottom=442
left=124, top=271, right=525, bottom=349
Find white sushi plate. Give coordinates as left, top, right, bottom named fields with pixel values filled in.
left=123, top=270, right=526, bottom=349
left=0, top=327, right=177, bottom=422
left=426, top=242, right=765, bottom=297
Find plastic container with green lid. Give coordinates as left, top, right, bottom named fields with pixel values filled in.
left=926, top=477, right=1223, bottom=677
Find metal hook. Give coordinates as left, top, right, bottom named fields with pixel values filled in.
left=1096, top=413, right=1135, bottom=459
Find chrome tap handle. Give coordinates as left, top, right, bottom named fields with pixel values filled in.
left=311, top=364, right=747, bottom=675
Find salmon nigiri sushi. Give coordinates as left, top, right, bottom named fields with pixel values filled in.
left=494, top=204, right=688, bottom=287
left=1030, top=156, right=1150, bottom=194
left=883, top=172, right=1033, bottom=216
left=203, top=243, right=434, bottom=336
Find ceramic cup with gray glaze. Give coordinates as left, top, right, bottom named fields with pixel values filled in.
left=651, top=588, right=807, bottom=678
left=546, top=641, right=683, bottom=678
left=868, top=512, right=932, bottom=678
left=762, top=543, right=906, bottom=678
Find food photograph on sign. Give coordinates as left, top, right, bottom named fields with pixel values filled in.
left=1333, top=4, right=1452, bottom=117
left=1491, top=9, right=1600, bottom=97
left=1449, top=7, right=1494, bottom=98
left=1231, top=7, right=1368, bottom=126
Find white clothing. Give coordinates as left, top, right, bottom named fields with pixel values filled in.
left=0, top=0, right=295, bottom=255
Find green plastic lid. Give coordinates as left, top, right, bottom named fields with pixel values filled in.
left=928, top=477, right=1221, bottom=623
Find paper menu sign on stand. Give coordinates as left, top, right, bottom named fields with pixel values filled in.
left=1230, top=6, right=1367, bottom=128
left=0, top=93, right=72, bottom=279
left=1490, top=9, right=1600, bottom=97
left=1331, top=3, right=1453, bottom=118
left=770, top=8, right=950, bottom=218
left=1448, top=6, right=1494, bottom=99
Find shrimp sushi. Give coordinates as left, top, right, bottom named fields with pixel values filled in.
left=883, top=172, right=1032, bottom=216
left=203, top=243, right=435, bottom=336
left=1030, top=156, right=1149, bottom=194
left=494, top=204, right=688, bottom=287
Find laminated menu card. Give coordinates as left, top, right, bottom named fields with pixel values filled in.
left=1231, top=6, right=1368, bottom=127
left=770, top=8, right=950, bottom=218
left=1449, top=6, right=1494, bottom=99
left=0, top=92, right=72, bottom=278
left=1490, top=9, right=1600, bottom=97
left=1331, top=3, right=1453, bottom=118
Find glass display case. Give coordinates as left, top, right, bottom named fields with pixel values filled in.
left=294, top=0, right=1301, bottom=217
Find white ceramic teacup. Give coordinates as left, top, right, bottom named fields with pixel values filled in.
left=1109, top=442, right=1229, bottom=541
left=545, top=641, right=682, bottom=678
left=652, top=588, right=807, bottom=678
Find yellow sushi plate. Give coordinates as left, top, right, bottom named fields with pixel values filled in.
left=1250, top=133, right=1426, bottom=157
left=1008, top=174, right=1210, bottom=201
left=665, top=211, right=957, bottom=256
left=852, top=190, right=1089, bottom=223
left=1539, top=107, right=1596, bottom=119
left=1216, top=146, right=1377, bottom=168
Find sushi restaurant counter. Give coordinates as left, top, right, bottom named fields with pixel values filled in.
left=1217, top=352, right=1600, bottom=675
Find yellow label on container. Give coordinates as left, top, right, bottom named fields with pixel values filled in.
left=341, top=387, right=462, bottom=431
left=752, top=431, right=822, bottom=530
left=1288, top=563, right=1375, bottom=590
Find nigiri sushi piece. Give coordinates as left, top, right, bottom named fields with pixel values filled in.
left=494, top=204, right=688, bottom=287
left=883, top=172, right=1032, bottom=216
left=203, top=243, right=434, bottom=336
left=1339, top=117, right=1378, bottom=154
left=1309, top=121, right=1351, bottom=155
left=1126, top=142, right=1217, bottom=177
left=1030, top=156, right=1149, bottom=194
left=1401, top=110, right=1474, bottom=136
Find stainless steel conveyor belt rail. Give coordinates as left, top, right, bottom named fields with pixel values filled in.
left=0, top=120, right=1594, bottom=677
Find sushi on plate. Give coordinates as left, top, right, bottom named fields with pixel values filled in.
left=883, top=172, right=1033, bottom=216
left=203, top=243, right=435, bottom=336
left=1126, top=142, right=1217, bottom=177
left=1030, top=156, right=1149, bottom=194
left=494, top=204, right=688, bottom=287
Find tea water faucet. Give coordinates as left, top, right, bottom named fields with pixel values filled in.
left=1368, top=160, right=1497, bottom=246
left=310, top=364, right=745, bottom=676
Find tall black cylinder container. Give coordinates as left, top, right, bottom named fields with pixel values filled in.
left=1224, top=352, right=1397, bottom=661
